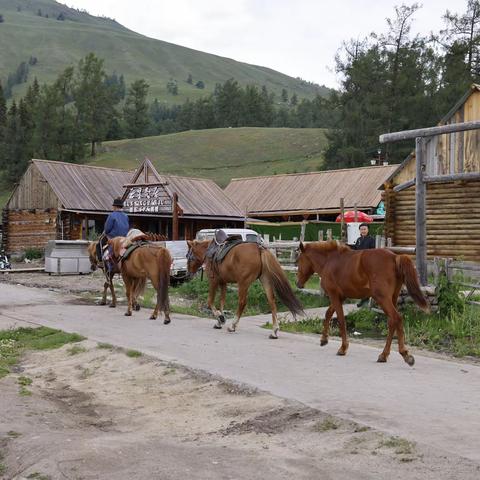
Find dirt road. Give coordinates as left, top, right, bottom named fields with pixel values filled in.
left=1, top=282, right=480, bottom=479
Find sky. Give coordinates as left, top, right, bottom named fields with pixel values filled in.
left=66, top=0, right=461, bottom=89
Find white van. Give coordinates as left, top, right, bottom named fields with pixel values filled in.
left=195, top=228, right=263, bottom=243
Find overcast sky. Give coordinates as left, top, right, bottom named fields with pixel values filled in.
left=66, top=0, right=461, bottom=88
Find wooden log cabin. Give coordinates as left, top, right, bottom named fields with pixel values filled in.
left=2, top=158, right=244, bottom=254
left=383, top=84, right=480, bottom=263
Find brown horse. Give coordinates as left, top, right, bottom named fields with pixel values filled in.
left=109, top=236, right=172, bottom=323
left=88, top=240, right=119, bottom=308
left=186, top=240, right=304, bottom=338
left=296, top=241, right=430, bottom=366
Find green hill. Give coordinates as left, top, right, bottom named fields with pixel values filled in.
left=89, top=127, right=328, bottom=186
left=0, top=0, right=330, bottom=103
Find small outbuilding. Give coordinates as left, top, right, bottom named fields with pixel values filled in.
left=382, top=84, right=480, bottom=263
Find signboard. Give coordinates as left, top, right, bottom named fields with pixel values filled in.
left=123, top=186, right=172, bottom=213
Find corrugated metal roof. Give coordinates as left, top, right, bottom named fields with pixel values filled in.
left=32, top=159, right=243, bottom=218
left=224, top=165, right=398, bottom=215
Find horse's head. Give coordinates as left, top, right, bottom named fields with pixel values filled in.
left=88, top=241, right=100, bottom=271
left=109, top=236, right=130, bottom=260
left=296, top=242, right=315, bottom=289
left=186, top=240, right=209, bottom=274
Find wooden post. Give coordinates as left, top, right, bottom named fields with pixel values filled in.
left=340, top=197, right=345, bottom=242
left=326, top=229, right=332, bottom=240
left=415, top=137, right=427, bottom=285
left=172, top=192, right=179, bottom=240
left=318, top=230, right=323, bottom=241
left=300, top=221, right=306, bottom=242
left=354, top=202, right=358, bottom=222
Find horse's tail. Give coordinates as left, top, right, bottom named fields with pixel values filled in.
left=157, top=249, right=171, bottom=312
left=260, top=248, right=304, bottom=318
left=132, top=277, right=146, bottom=299
left=396, top=255, right=430, bottom=313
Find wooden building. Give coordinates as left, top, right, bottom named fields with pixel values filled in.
left=2, top=158, right=244, bottom=253
left=224, top=165, right=397, bottom=221
left=383, top=84, right=480, bottom=263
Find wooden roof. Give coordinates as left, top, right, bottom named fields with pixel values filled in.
left=32, top=159, right=243, bottom=218
left=33, top=159, right=132, bottom=212
left=224, top=165, right=398, bottom=215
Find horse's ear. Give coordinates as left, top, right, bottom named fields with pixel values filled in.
left=299, top=242, right=305, bottom=252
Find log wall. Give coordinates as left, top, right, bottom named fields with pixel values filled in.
left=386, top=180, right=480, bottom=262
left=4, top=209, right=58, bottom=254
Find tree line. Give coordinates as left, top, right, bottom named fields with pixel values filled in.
left=1, top=1, right=479, bottom=182
left=324, top=1, right=480, bottom=169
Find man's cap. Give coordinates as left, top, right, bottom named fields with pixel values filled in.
left=112, top=198, right=124, bottom=208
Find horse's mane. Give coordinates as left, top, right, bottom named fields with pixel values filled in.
left=309, top=240, right=350, bottom=253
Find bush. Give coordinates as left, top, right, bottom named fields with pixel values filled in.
left=24, top=247, right=43, bottom=260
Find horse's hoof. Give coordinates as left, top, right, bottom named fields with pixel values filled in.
left=377, top=354, right=387, bottom=363
left=320, top=338, right=328, bottom=346
left=336, top=349, right=347, bottom=356
left=124, top=312, right=132, bottom=317
left=218, top=314, right=226, bottom=324
left=213, top=324, right=222, bottom=329
left=149, top=315, right=157, bottom=320
left=109, top=304, right=116, bottom=308
left=269, top=334, right=278, bottom=339
left=227, top=326, right=236, bottom=333
left=403, top=354, right=415, bottom=366
left=164, top=318, right=171, bottom=325
left=99, top=301, right=107, bottom=306
left=134, top=304, right=141, bottom=311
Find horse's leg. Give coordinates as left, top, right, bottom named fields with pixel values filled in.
left=330, top=297, right=348, bottom=355
left=227, top=282, right=249, bottom=333
left=260, top=277, right=278, bottom=339
left=320, top=305, right=335, bottom=346
left=100, top=279, right=108, bottom=305
left=208, top=280, right=222, bottom=329
left=375, top=292, right=414, bottom=366
left=109, top=272, right=117, bottom=308
left=218, top=283, right=227, bottom=324
left=124, top=276, right=133, bottom=316
left=150, top=274, right=160, bottom=320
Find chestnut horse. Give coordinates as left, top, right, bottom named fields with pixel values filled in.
left=88, top=240, right=120, bottom=308
left=296, top=241, right=429, bottom=366
left=109, top=236, right=172, bottom=323
left=186, top=240, right=304, bottom=338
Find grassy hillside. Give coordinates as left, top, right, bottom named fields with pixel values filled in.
left=89, top=127, right=328, bottom=186
left=0, top=0, right=330, bottom=103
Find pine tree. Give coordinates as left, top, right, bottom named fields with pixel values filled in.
left=281, top=88, right=288, bottom=103
left=123, top=79, right=150, bottom=138
left=74, top=53, right=119, bottom=156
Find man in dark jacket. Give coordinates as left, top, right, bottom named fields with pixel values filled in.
left=352, top=223, right=375, bottom=307
left=352, top=223, right=375, bottom=250
left=104, top=198, right=130, bottom=239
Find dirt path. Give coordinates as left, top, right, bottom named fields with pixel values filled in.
left=1, top=340, right=479, bottom=480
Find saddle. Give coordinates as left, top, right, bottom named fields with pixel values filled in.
left=205, top=231, right=253, bottom=268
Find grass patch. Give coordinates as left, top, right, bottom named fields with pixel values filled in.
left=67, top=345, right=87, bottom=356
left=0, top=463, right=5, bottom=475
left=379, top=437, right=416, bottom=455
left=314, top=417, right=339, bottom=432
left=18, top=376, right=32, bottom=386
left=0, top=327, right=85, bottom=379
left=97, top=342, right=114, bottom=350
left=7, top=431, right=21, bottom=438
left=125, top=349, right=142, bottom=358
left=26, top=473, right=51, bottom=480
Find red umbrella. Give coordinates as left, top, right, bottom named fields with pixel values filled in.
left=335, top=211, right=373, bottom=223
